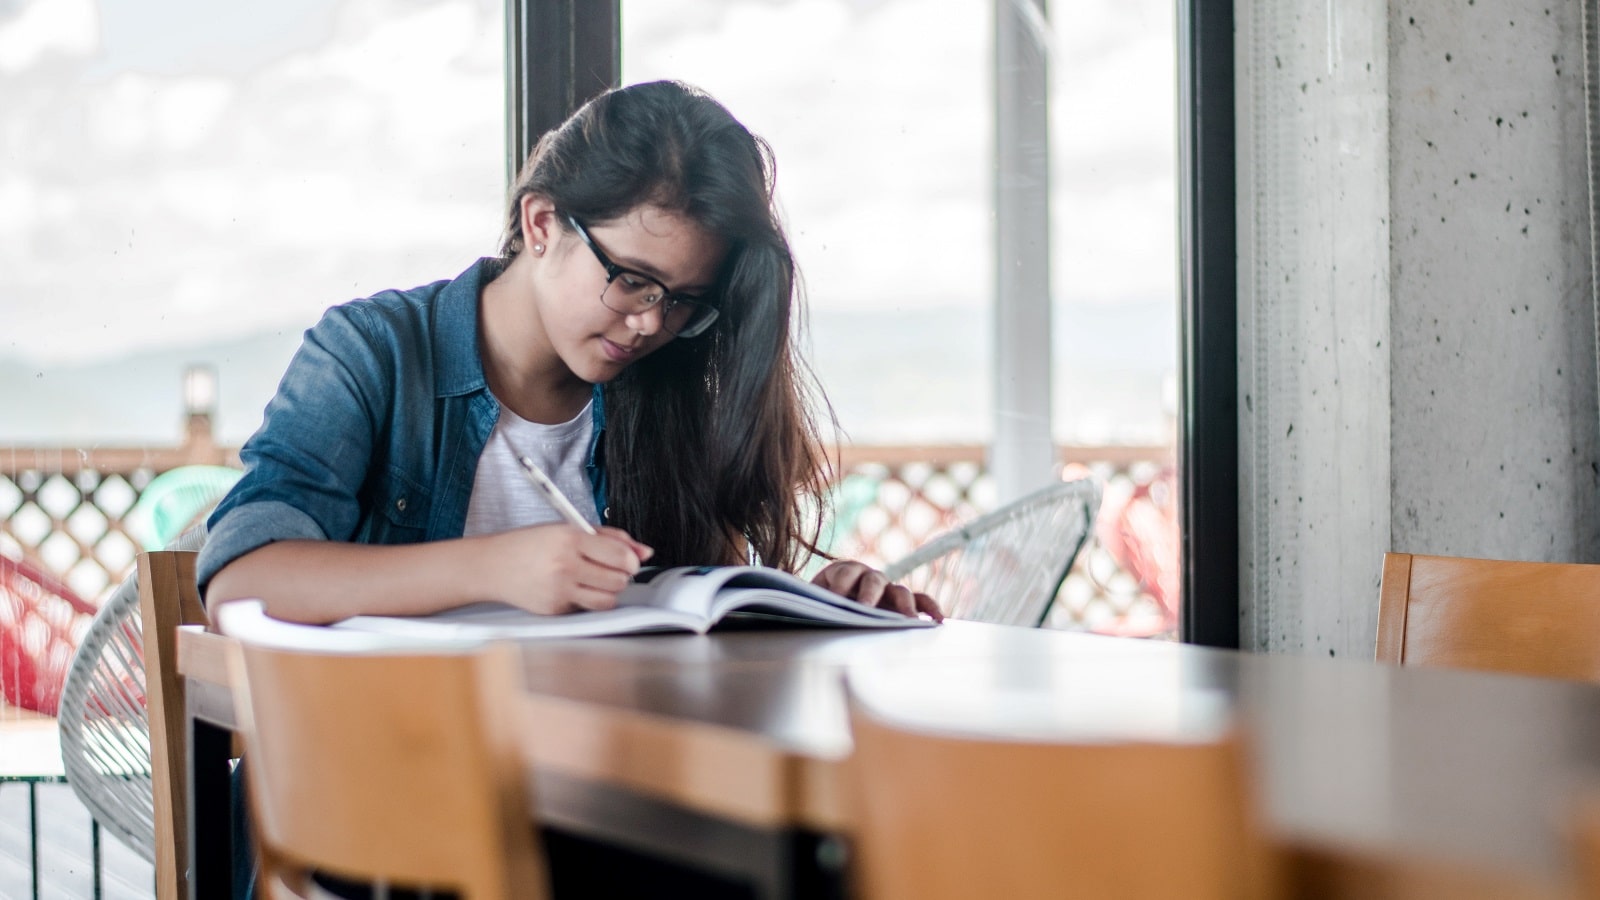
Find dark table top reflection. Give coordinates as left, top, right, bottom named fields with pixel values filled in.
left=511, top=621, right=1600, bottom=887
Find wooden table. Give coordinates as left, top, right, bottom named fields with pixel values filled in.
left=178, top=621, right=1600, bottom=899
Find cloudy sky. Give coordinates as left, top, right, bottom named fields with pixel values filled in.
left=1, top=0, right=1175, bottom=443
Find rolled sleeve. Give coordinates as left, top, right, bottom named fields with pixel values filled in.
left=196, top=303, right=393, bottom=601
left=196, top=500, right=330, bottom=598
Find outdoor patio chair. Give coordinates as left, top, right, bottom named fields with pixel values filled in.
left=56, top=531, right=208, bottom=899
left=842, top=675, right=1279, bottom=900
left=3, top=554, right=116, bottom=896
left=215, top=600, right=547, bottom=899
left=1, top=554, right=97, bottom=715
left=883, top=477, right=1100, bottom=627
left=1377, top=552, right=1600, bottom=682
left=123, top=464, right=240, bottom=551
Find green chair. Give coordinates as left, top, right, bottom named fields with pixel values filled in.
left=124, top=465, right=239, bottom=551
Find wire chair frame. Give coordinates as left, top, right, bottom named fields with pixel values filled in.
left=56, top=524, right=207, bottom=861
left=55, top=572, right=153, bottom=860
left=884, top=478, right=1101, bottom=627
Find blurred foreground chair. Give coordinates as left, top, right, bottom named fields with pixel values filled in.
left=1572, top=792, right=1600, bottom=900
left=883, top=478, right=1099, bottom=626
left=217, top=600, right=548, bottom=899
left=843, top=681, right=1278, bottom=900
left=57, top=537, right=208, bottom=898
left=1377, top=552, right=1600, bottom=681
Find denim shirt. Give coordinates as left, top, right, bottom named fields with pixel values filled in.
left=197, top=258, right=608, bottom=599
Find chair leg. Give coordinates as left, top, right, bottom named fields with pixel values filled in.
left=29, top=782, right=39, bottom=900
left=92, top=817, right=103, bottom=900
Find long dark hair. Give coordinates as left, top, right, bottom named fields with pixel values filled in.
left=501, top=81, right=834, bottom=570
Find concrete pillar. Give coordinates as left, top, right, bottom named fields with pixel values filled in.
left=1236, top=0, right=1599, bottom=657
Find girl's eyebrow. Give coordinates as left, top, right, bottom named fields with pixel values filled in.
left=612, top=252, right=716, bottom=295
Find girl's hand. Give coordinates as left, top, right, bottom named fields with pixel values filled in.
left=811, top=560, right=944, bottom=622
left=482, top=524, right=652, bottom=615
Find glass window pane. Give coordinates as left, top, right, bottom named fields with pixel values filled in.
left=1050, top=0, right=1179, bottom=638
left=624, top=0, right=1179, bottom=637
left=624, top=0, right=992, bottom=444
left=3, top=0, right=505, bottom=605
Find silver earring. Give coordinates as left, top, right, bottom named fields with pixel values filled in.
left=532, top=243, right=545, bottom=254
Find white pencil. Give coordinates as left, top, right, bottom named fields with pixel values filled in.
left=517, top=456, right=598, bottom=535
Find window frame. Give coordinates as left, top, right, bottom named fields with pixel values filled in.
left=1176, top=0, right=1238, bottom=648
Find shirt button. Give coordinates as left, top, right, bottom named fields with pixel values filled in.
left=396, top=498, right=408, bottom=512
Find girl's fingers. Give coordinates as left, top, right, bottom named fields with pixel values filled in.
left=578, top=530, right=647, bottom=574
left=811, top=561, right=944, bottom=621
left=574, top=561, right=634, bottom=595
left=598, top=526, right=654, bottom=562
left=881, top=583, right=917, bottom=617
left=852, top=570, right=892, bottom=609
left=566, top=581, right=622, bottom=611
left=812, top=560, right=868, bottom=590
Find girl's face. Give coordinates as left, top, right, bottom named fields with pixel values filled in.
left=525, top=200, right=726, bottom=385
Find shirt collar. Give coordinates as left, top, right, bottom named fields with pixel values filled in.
left=433, top=257, right=505, bottom=398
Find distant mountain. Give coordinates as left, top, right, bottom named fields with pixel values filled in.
left=1, top=329, right=305, bottom=446
left=2, top=301, right=1174, bottom=448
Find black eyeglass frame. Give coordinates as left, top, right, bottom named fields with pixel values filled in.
left=563, top=214, right=720, bottom=338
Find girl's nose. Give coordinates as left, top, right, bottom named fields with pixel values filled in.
left=625, top=304, right=666, bottom=336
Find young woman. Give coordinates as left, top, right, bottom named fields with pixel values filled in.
left=199, top=80, right=941, bottom=623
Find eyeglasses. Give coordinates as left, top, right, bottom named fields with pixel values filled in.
left=564, top=214, right=720, bottom=338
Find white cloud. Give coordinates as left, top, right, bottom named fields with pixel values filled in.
left=625, top=0, right=991, bottom=312
left=0, top=177, right=38, bottom=236
left=4, top=0, right=506, bottom=363
left=6, top=0, right=1175, bottom=369
left=622, top=0, right=1176, bottom=314
left=0, top=0, right=99, bottom=74
left=155, top=78, right=236, bottom=149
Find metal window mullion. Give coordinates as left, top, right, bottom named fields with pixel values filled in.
left=505, top=0, right=620, bottom=182
left=1176, top=0, right=1239, bottom=649
left=991, top=0, right=1055, bottom=506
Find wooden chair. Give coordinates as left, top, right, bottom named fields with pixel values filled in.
left=58, top=543, right=208, bottom=899
left=220, top=606, right=548, bottom=899
left=1377, top=552, right=1600, bottom=681
left=843, top=686, right=1279, bottom=900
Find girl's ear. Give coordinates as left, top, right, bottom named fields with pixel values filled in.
left=520, top=194, right=561, bottom=254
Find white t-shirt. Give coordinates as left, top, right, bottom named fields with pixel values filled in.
left=463, top=399, right=600, bottom=537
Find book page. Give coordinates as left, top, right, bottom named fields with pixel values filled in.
left=334, top=601, right=705, bottom=641
left=616, top=566, right=738, bottom=619
left=710, top=588, right=926, bottom=627
left=702, top=567, right=933, bottom=628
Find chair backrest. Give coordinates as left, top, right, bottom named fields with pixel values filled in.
left=141, top=549, right=208, bottom=898
left=1376, top=552, right=1600, bottom=681
left=0, top=553, right=95, bottom=714
left=844, top=691, right=1278, bottom=900
left=225, top=630, right=548, bottom=899
left=58, top=539, right=208, bottom=898
left=883, top=478, right=1100, bottom=626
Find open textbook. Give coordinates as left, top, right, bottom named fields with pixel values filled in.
left=332, top=565, right=937, bottom=640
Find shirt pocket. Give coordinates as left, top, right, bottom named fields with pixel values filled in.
left=374, top=467, right=431, bottom=542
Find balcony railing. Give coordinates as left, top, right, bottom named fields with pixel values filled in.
left=1, top=416, right=1175, bottom=635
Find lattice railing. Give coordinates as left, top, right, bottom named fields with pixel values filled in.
left=2, top=424, right=1175, bottom=636
left=0, top=416, right=235, bottom=603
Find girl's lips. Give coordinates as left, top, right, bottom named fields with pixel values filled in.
left=600, top=337, right=641, bottom=362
